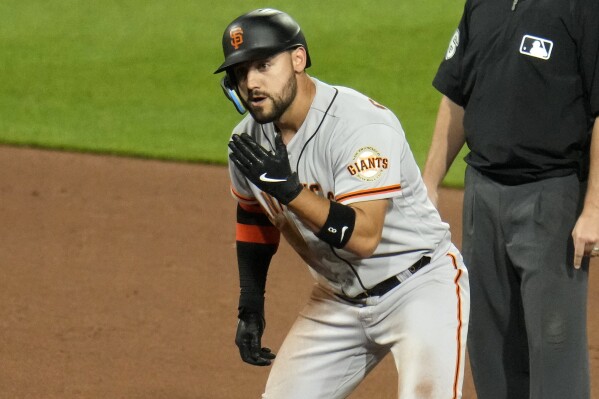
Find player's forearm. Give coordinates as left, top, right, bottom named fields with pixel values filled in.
left=287, top=189, right=385, bottom=258
left=235, top=203, right=280, bottom=316
left=286, top=187, right=330, bottom=231
left=422, top=96, right=466, bottom=190
left=342, top=199, right=387, bottom=257
left=236, top=241, right=275, bottom=316
left=277, top=213, right=314, bottom=261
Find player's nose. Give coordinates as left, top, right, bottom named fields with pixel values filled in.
left=246, top=68, right=261, bottom=90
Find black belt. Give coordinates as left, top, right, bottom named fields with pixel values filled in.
left=350, top=256, right=431, bottom=300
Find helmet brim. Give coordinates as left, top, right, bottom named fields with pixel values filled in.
left=214, top=45, right=311, bottom=74
left=214, top=47, right=280, bottom=74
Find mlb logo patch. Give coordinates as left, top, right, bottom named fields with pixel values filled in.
left=519, top=35, right=553, bottom=60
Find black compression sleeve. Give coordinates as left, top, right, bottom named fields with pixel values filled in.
left=236, top=241, right=276, bottom=317
left=235, top=203, right=278, bottom=318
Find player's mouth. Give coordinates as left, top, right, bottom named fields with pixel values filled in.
left=248, top=95, right=268, bottom=107
left=247, top=90, right=270, bottom=107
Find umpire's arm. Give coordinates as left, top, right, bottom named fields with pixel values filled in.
left=572, top=116, right=599, bottom=268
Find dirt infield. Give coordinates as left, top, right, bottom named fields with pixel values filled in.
left=1, top=145, right=597, bottom=399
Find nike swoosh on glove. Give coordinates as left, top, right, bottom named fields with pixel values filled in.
left=228, top=133, right=303, bottom=205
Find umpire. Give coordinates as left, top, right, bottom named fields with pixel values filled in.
left=423, top=0, right=599, bottom=398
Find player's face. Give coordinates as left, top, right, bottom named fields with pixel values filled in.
left=232, top=51, right=297, bottom=124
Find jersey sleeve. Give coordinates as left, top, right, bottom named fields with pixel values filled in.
left=432, top=1, right=469, bottom=106
left=331, top=123, right=405, bottom=205
left=228, top=151, right=259, bottom=205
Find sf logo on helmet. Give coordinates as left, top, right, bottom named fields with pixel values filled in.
left=230, top=27, right=244, bottom=49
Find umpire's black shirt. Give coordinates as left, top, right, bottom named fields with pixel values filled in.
left=433, top=0, right=599, bottom=184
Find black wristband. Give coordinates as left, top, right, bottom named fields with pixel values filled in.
left=315, top=201, right=356, bottom=248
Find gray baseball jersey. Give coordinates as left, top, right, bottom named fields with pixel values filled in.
left=228, top=78, right=451, bottom=298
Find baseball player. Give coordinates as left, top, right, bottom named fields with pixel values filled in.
left=215, top=9, right=470, bottom=398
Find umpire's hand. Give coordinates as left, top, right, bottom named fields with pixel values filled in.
left=235, top=312, right=276, bottom=366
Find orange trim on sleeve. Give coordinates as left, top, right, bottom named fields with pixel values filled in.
left=230, top=185, right=257, bottom=203
left=236, top=223, right=280, bottom=245
left=336, top=184, right=401, bottom=203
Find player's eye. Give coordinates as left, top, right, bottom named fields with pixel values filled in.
left=233, top=66, right=248, bottom=82
left=256, top=61, right=270, bottom=71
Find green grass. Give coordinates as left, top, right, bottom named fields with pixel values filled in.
left=0, top=0, right=467, bottom=187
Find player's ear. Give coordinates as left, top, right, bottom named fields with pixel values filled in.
left=291, top=47, right=308, bottom=72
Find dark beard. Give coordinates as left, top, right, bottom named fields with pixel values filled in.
left=247, top=74, right=297, bottom=124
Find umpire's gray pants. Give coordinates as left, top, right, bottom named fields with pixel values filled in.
left=462, top=166, right=590, bottom=399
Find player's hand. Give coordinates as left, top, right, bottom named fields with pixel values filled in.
left=235, top=312, right=276, bottom=366
left=228, top=133, right=302, bottom=205
left=261, top=192, right=288, bottom=229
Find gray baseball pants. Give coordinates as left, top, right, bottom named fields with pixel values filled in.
left=462, top=166, right=589, bottom=399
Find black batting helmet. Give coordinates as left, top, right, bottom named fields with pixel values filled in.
left=214, top=8, right=311, bottom=74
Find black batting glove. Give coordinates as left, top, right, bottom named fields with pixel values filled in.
left=235, top=312, right=276, bottom=366
left=228, top=133, right=303, bottom=205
